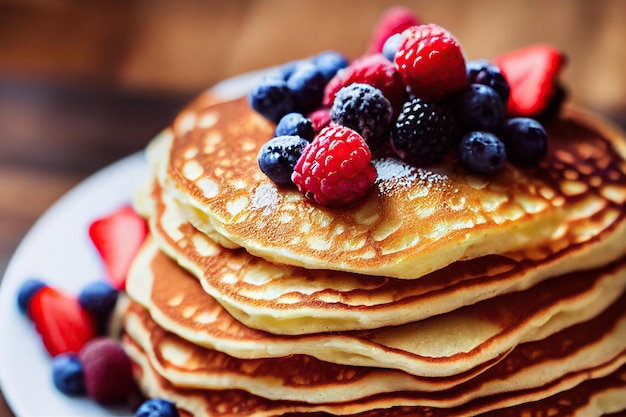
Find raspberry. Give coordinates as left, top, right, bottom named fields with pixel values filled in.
left=391, top=98, right=458, bottom=166
left=395, top=24, right=467, bottom=100
left=291, top=125, right=377, bottom=207
left=367, top=6, right=421, bottom=54
left=323, top=54, right=408, bottom=114
left=307, top=108, right=331, bottom=133
left=330, top=83, right=393, bottom=149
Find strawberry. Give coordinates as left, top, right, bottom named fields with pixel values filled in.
left=29, top=287, right=96, bottom=357
left=394, top=24, right=467, bottom=101
left=88, top=206, right=148, bottom=291
left=323, top=54, right=408, bottom=114
left=493, top=44, right=567, bottom=117
left=367, top=6, right=421, bottom=54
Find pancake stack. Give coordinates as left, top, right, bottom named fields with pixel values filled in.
left=121, top=81, right=626, bottom=415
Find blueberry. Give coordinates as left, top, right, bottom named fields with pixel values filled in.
left=248, top=77, right=297, bottom=124
left=287, top=62, right=326, bottom=114
left=17, top=278, right=47, bottom=314
left=500, top=117, right=548, bottom=166
left=275, top=113, right=314, bottom=141
left=52, top=353, right=86, bottom=396
left=391, top=97, right=458, bottom=166
left=135, top=398, right=179, bottom=417
left=258, top=135, right=310, bottom=185
left=458, top=84, right=505, bottom=131
left=459, top=131, right=507, bottom=174
left=313, top=50, right=348, bottom=82
left=466, top=59, right=511, bottom=106
left=330, top=83, right=393, bottom=149
left=382, top=32, right=404, bottom=62
left=78, top=281, right=118, bottom=332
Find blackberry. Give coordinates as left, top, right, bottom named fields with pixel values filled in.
left=391, top=97, right=457, bottom=166
left=330, top=83, right=393, bottom=149
left=275, top=113, right=315, bottom=141
left=458, top=131, right=506, bottom=174
left=248, top=77, right=297, bottom=124
left=500, top=117, right=548, bottom=166
left=457, top=83, right=505, bottom=131
left=466, top=59, right=511, bottom=106
left=286, top=62, right=326, bottom=114
left=258, top=135, right=310, bottom=185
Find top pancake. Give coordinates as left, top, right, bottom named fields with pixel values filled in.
left=151, top=97, right=626, bottom=279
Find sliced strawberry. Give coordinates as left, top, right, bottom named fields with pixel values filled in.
left=88, top=205, right=147, bottom=291
left=493, top=44, right=567, bottom=117
left=29, top=287, right=96, bottom=357
left=367, top=6, right=421, bottom=54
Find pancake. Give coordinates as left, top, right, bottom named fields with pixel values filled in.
left=135, top=167, right=626, bottom=334
left=122, top=287, right=626, bottom=405
left=148, top=98, right=626, bottom=279
left=123, top=334, right=626, bottom=416
left=125, top=236, right=626, bottom=378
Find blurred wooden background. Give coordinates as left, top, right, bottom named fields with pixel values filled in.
left=0, top=0, right=625, bottom=415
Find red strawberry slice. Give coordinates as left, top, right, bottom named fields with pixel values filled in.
left=367, top=6, right=421, bottom=54
left=493, top=44, right=567, bottom=117
left=89, top=205, right=147, bottom=291
left=29, top=287, right=96, bottom=357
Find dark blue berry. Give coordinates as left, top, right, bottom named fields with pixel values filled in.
left=458, top=84, right=505, bottom=131
left=52, top=353, right=86, bottom=396
left=258, top=135, right=309, bottom=185
left=330, top=83, right=393, bottom=149
left=391, top=98, right=458, bottom=165
left=500, top=117, right=548, bottom=166
left=287, top=62, right=326, bottom=114
left=135, top=398, right=179, bottom=417
left=275, top=113, right=314, bottom=141
left=248, top=78, right=297, bottom=124
left=458, top=131, right=506, bottom=174
left=466, top=59, right=511, bottom=106
left=313, top=50, right=348, bottom=82
left=382, top=32, right=404, bottom=62
left=78, top=281, right=118, bottom=332
left=17, top=278, right=47, bottom=314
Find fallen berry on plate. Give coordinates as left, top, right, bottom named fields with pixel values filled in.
left=29, top=286, right=97, bottom=357
left=17, top=278, right=47, bottom=315
left=51, top=353, right=86, bottom=396
left=79, top=337, right=137, bottom=404
left=135, top=398, right=180, bottom=417
left=89, top=206, right=148, bottom=291
left=78, top=281, right=119, bottom=334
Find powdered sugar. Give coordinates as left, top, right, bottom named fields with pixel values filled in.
left=374, top=157, right=450, bottom=195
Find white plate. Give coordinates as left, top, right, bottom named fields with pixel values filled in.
left=0, top=69, right=266, bottom=417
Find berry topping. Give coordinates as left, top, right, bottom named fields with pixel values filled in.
left=17, top=278, right=47, bottom=314
left=258, top=135, right=310, bottom=185
left=29, top=286, right=97, bottom=356
left=248, top=77, right=297, bottom=124
left=135, top=398, right=180, bottom=417
left=493, top=44, right=567, bottom=117
left=500, top=117, right=548, bottom=166
left=329, top=83, right=393, bottom=149
left=367, top=6, right=421, bottom=54
left=323, top=54, right=408, bottom=114
left=458, top=131, right=507, bottom=174
left=391, top=98, right=458, bottom=166
left=286, top=62, right=327, bottom=114
left=394, top=24, right=468, bottom=101
left=291, top=125, right=377, bottom=207
left=307, top=108, right=331, bottom=133
left=381, top=32, right=404, bottom=62
left=312, top=50, right=349, bottom=82
left=89, top=206, right=148, bottom=291
left=78, top=281, right=119, bottom=334
left=457, top=83, right=505, bottom=131
left=275, top=112, right=315, bottom=140
left=79, top=337, right=137, bottom=404
left=52, top=353, right=86, bottom=396
left=466, top=59, right=511, bottom=106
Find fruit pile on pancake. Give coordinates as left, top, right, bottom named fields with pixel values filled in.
left=121, top=7, right=626, bottom=417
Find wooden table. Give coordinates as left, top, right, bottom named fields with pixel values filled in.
left=1, top=1, right=624, bottom=416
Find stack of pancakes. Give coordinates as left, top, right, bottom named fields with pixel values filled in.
left=121, top=85, right=626, bottom=416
